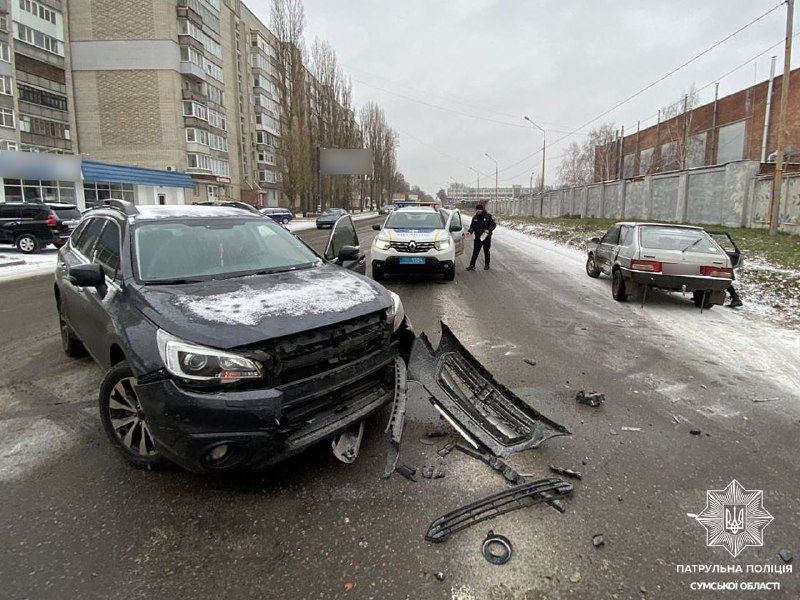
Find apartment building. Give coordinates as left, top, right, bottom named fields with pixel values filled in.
left=64, top=0, right=282, bottom=206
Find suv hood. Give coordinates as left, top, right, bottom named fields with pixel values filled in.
left=133, top=264, right=392, bottom=349
left=382, top=227, right=447, bottom=243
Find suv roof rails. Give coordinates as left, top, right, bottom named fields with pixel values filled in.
left=101, top=199, right=139, bottom=216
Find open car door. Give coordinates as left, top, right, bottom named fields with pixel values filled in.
left=324, top=215, right=366, bottom=274
left=444, top=209, right=465, bottom=257
left=707, top=231, right=742, bottom=268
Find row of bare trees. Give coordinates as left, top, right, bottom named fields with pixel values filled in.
left=270, top=0, right=406, bottom=213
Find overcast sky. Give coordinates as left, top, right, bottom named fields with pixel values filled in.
left=251, top=1, right=796, bottom=194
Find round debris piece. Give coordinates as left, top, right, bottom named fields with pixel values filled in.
left=481, top=530, right=513, bottom=565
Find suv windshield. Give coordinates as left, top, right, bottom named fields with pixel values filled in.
left=639, top=226, right=722, bottom=254
left=385, top=211, right=444, bottom=230
left=133, top=219, right=320, bottom=282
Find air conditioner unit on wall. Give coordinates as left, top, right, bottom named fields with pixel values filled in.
left=166, top=165, right=176, bottom=172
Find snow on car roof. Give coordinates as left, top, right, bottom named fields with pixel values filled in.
left=618, top=222, right=704, bottom=230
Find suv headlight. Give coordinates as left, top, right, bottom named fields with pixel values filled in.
left=156, top=329, right=263, bottom=382
left=375, top=238, right=391, bottom=250
left=435, top=239, right=451, bottom=251
left=385, top=291, right=405, bottom=332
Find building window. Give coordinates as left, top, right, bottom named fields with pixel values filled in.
left=18, top=85, right=67, bottom=111
left=622, top=154, right=635, bottom=178
left=660, top=141, right=678, bottom=171
left=18, top=114, right=69, bottom=139
left=0, top=140, right=17, bottom=151
left=14, top=22, right=62, bottom=56
left=0, top=16, right=8, bottom=32
left=187, top=153, right=229, bottom=177
left=183, top=100, right=207, bottom=121
left=0, top=108, right=15, bottom=128
left=717, top=121, right=746, bottom=164
left=0, top=76, right=12, bottom=95
left=639, top=148, right=653, bottom=176
left=3, top=178, right=74, bottom=203
left=0, top=42, right=10, bottom=62
left=178, top=19, right=222, bottom=58
left=83, top=182, right=135, bottom=208
left=687, top=133, right=706, bottom=168
left=19, top=0, right=58, bottom=24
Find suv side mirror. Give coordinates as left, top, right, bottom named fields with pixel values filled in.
left=449, top=224, right=463, bottom=232
left=69, top=264, right=107, bottom=294
left=590, top=237, right=601, bottom=244
left=337, top=245, right=360, bottom=262
left=372, top=224, right=381, bottom=231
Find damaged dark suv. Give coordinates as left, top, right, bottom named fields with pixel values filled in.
left=54, top=200, right=410, bottom=473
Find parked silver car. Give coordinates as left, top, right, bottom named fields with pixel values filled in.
left=585, top=222, right=737, bottom=308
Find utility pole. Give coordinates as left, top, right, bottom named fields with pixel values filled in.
left=770, top=0, right=793, bottom=235
left=524, top=116, right=546, bottom=216
left=681, top=94, right=689, bottom=170
left=469, top=167, right=480, bottom=207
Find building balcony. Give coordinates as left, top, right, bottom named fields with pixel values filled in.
left=180, top=62, right=206, bottom=81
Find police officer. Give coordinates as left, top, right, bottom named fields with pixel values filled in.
left=465, top=204, right=496, bottom=270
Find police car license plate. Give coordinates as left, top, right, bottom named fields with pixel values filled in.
left=399, top=257, right=426, bottom=265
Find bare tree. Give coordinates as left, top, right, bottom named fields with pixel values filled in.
left=658, top=84, right=699, bottom=171
left=557, top=141, right=591, bottom=187
left=271, top=0, right=312, bottom=213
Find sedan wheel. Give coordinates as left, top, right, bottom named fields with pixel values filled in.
left=281, top=217, right=289, bottom=225
left=59, top=303, right=85, bottom=358
left=99, top=361, right=167, bottom=469
left=585, top=255, right=601, bottom=278
left=612, top=269, right=628, bottom=302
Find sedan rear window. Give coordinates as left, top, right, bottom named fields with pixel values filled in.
left=385, top=212, right=444, bottom=230
left=134, top=219, right=320, bottom=283
left=639, top=226, right=722, bottom=254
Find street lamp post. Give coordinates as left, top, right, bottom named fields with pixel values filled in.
left=524, top=116, right=546, bottom=216
left=485, top=153, right=498, bottom=207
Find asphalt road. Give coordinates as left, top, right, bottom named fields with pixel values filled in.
left=1, top=215, right=798, bottom=599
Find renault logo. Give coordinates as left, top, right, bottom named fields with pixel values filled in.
left=409, top=241, right=417, bottom=251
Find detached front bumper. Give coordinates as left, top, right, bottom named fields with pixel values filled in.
left=621, top=268, right=732, bottom=293
left=135, top=349, right=397, bottom=473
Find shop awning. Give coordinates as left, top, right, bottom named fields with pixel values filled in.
left=82, top=161, right=194, bottom=188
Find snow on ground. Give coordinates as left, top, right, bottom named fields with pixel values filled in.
left=286, top=211, right=379, bottom=232
left=0, top=248, right=58, bottom=282
left=496, top=225, right=800, bottom=398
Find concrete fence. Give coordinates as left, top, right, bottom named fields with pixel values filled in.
left=493, top=160, right=800, bottom=234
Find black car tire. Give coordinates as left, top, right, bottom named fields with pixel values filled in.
left=316, top=225, right=322, bottom=229
left=612, top=269, right=628, bottom=302
left=281, top=217, right=290, bottom=225
left=443, top=270, right=455, bottom=281
left=99, top=361, right=168, bottom=469
left=585, top=254, right=601, bottom=278
left=16, top=233, right=40, bottom=254
left=59, top=303, right=86, bottom=358
left=692, top=291, right=714, bottom=309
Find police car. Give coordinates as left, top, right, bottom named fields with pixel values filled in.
left=370, top=206, right=465, bottom=281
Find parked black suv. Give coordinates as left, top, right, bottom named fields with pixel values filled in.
left=0, top=202, right=80, bottom=253
left=55, top=200, right=410, bottom=473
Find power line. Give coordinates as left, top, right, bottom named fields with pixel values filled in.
left=396, top=128, right=492, bottom=178
left=494, top=1, right=785, bottom=177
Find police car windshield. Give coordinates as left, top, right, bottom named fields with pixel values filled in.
left=385, top=212, right=444, bottom=230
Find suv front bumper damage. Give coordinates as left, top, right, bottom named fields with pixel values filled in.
left=407, top=322, right=570, bottom=458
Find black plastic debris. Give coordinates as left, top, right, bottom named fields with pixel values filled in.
left=523, top=358, right=537, bottom=367
left=576, top=390, right=604, bottom=407
left=690, top=429, right=702, bottom=436
left=455, top=444, right=526, bottom=485
left=425, top=478, right=573, bottom=542
left=437, top=442, right=456, bottom=457
left=592, top=534, right=605, bottom=548
left=381, top=358, right=408, bottom=479
left=482, top=530, right=513, bottom=565
left=396, top=464, right=416, bottom=482
left=778, top=549, right=793, bottom=563
left=407, top=322, right=570, bottom=458
left=549, top=465, right=582, bottom=480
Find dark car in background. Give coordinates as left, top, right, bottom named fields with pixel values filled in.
left=378, top=205, right=394, bottom=215
left=0, top=202, right=81, bottom=253
left=316, top=208, right=348, bottom=229
left=54, top=201, right=407, bottom=473
left=260, top=207, right=294, bottom=225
